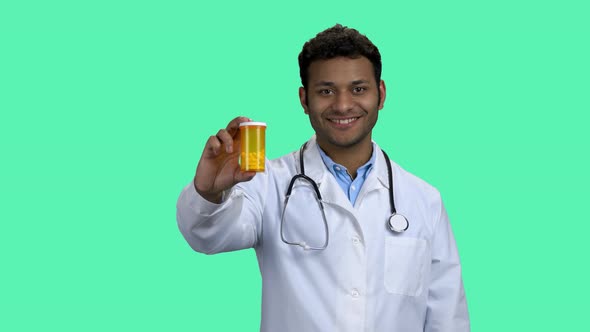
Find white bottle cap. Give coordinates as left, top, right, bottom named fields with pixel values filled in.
left=239, top=121, right=267, bottom=127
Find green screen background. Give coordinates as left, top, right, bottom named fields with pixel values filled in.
left=2, top=0, right=589, bottom=330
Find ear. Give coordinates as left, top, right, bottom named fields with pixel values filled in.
left=378, top=80, right=386, bottom=110
left=299, top=87, right=309, bottom=114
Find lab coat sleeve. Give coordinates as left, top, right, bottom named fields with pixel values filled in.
left=176, top=180, right=263, bottom=254
left=424, top=202, right=470, bottom=332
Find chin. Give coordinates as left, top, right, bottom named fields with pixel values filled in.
left=325, top=136, right=365, bottom=149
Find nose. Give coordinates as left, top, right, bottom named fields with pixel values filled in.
left=332, top=92, right=354, bottom=113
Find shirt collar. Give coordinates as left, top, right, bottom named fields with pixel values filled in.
left=316, top=143, right=377, bottom=180
left=301, top=136, right=391, bottom=190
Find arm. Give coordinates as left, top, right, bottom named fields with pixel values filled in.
left=176, top=116, right=262, bottom=254
left=176, top=179, right=263, bottom=254
left=424, top=202, right=470, bottom=332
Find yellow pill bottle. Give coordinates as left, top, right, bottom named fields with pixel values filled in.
left=239, top=122, right=266, bottom=172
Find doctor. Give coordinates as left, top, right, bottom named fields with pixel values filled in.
left=177, top=24, right=470, bottom=331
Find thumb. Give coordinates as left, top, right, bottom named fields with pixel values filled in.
left=235, top=171, right=257, bottom=183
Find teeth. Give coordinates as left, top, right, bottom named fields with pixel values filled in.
left=330, top=117, right=358, bottom=124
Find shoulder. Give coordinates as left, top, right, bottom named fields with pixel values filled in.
left=379, top=148, right=443, bottom=218
left=393, top=161, right=441, bottom=200
left=268, top=150, right=298, bottom=173
left=376, top=142, right=441, bottom=201
left=386, top=157, right=446, bottom=233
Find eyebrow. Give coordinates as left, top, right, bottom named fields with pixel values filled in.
left=313, top=81, right=336, bottom=87
left=313, top=80, right=370, bottom=87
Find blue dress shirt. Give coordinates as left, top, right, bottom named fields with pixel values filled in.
left=317, top=144, right=377, bottom=205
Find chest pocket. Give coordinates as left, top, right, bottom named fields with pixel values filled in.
left=384, top=237, right=429, bottom=296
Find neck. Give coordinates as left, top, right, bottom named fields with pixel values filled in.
left=317, top=139, right=373, bottom=179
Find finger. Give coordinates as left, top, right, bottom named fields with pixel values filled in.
left=216, top=129, right=234, bottom=153
left=226, top=116, right=252, bottom=137
left=204, top=135, right=222, bottom=156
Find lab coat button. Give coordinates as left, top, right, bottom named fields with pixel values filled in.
left=351, top=289, right=360, bottom=298
left=352, top=236, right=360, bottom=245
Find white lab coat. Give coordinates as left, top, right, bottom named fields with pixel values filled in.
left=177, top=136, right=470, bottom=332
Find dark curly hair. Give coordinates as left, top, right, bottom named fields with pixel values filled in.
left=298, top=24, right=382, bottom=89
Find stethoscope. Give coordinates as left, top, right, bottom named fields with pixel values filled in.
left=280, top=142, right=409, bottom=250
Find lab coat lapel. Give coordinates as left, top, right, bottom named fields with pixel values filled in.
left=302, top=137, right=391, bottom=206
left=303, top=137, right=354, bottom=211
left=354, top=143, right=390, bottom=207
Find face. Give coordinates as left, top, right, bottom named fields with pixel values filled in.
left=299, top=56, right=386, bottom=153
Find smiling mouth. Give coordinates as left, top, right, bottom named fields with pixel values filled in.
left=329, top=117, right=360, bottom=125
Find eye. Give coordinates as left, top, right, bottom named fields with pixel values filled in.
left=318, top=89, right=334, bottom=96
left=352, top=86, right=367, bottom=94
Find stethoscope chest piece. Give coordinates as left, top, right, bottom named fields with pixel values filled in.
left=388, top=214, right=409, bottom=233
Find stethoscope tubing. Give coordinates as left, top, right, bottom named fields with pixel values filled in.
left=298, top=142, right=399, bottom=216
left=280, top=142, right=408, bottom=251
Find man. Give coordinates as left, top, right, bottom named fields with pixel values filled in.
left=177, top=24, right=470, bottom=331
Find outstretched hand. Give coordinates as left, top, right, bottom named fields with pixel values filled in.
left=194, top=116, right=256, bottom=203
